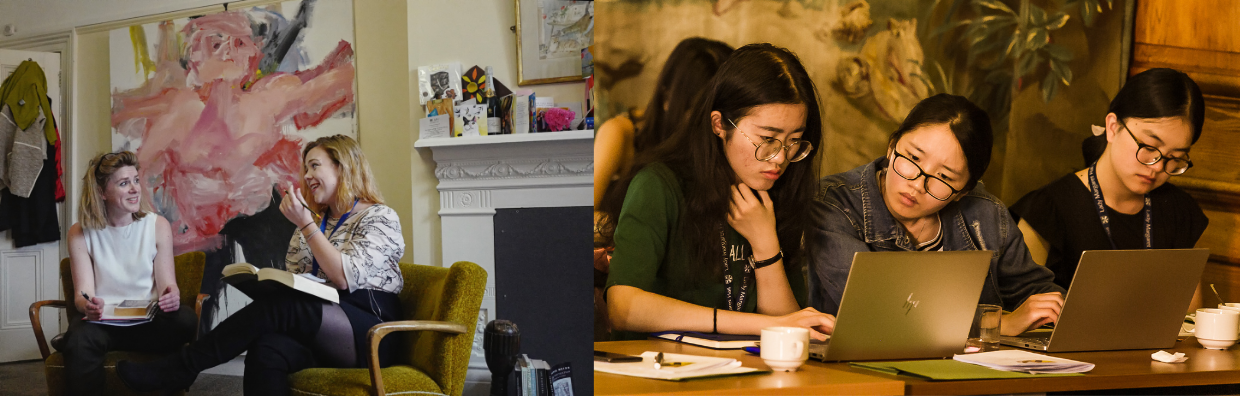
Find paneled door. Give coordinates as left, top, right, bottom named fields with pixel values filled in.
left=0, top=48, right=62, bottom=363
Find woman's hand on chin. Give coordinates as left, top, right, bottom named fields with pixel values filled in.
left=1001, top=292, right=1064, bottom=336
left=279, top=185, right=316, bottom=228
left=770, top=307, right=836, bottom=341
left=727, top=183, right=779, bottom=254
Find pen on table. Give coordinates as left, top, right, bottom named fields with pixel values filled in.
left=654, top=352, right=663, bottom=370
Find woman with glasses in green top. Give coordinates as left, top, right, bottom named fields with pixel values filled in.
left=1011, top=68, right=1209, bottom=291
left=597, top=43, right=836, bottom=341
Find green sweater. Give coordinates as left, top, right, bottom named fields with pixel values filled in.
left=605, top=163, right=807, bottom=340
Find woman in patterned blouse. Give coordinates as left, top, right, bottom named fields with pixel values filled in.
left=118, top=135, right=405, bottom=395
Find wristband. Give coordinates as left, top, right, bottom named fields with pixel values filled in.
left=299, top=222, right=314, bottom=233
left=749, top=250, right=784, bottom=269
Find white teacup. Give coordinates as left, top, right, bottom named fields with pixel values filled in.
left=1219, top=303, right=1240, bottom=314
left=761, top=327, right=809, bottom=372
left=1194, top=308, right=1240, bottom=350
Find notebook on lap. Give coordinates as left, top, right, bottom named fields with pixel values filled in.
left=1000, top=248, right=1209, bottom=352
left=811, top=250, right=992, bottom=361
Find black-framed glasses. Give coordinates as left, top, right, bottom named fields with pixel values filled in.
left=1117, top=119, right=1193, bottom=175
left=728, top=119, right=813, bottom=162
left=889, top=151, right=962, bottom=201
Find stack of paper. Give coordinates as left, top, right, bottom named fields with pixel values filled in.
left=593, top=351, right=764, bottom=381
left=953, top=350, right=1094, bottom=374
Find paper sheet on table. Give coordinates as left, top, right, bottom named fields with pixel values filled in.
left=953, top=350, right=1094, bottom=374
left=593, top=351, right=766, bottom=381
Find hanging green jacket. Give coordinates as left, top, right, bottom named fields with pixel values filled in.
left=0, top=60, right=57, bottom=146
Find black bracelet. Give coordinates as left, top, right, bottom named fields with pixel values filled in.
left=713, top=308, right=718, bottom=334
left=749, top=250, right=784, bottom=270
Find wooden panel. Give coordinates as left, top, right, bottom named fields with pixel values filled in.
left=1202, top=260, right=1240, bottom=304
left=1135, top=0, right=1240, bottom=53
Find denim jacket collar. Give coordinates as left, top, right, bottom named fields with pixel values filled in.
left=855, top=157, right=980, bottom=252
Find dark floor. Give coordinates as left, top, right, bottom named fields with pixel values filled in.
left=0, top=359, right=243, bottom=396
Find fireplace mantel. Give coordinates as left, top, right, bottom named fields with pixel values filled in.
left=414, top=130, right=593, bottom=394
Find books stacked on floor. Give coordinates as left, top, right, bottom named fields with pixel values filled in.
left=516, top=354, right=573, bottom=396
left=593, top=351, right=765, bottom=381
left=90, top=299, right=156, bottom=326
left=954, top=350, right=1095, bottom=374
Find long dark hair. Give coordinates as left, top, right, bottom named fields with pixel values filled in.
left=633, top=38, right=734, bottom=154
left=887, top=94, right=993, bottom=191
left=1083, top=68, right=1204, bottom=165
left=600, top=43, right=823, bottom=285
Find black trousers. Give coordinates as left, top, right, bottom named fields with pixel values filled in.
left=183, top=292, right=365, bottom=395
left=62, top=306, right=196, bottom=396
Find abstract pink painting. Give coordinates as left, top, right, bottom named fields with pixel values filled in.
left=109, top=0, right=356, bottom=262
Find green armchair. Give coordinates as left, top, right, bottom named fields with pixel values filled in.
left=288, top=261, right=488, bottom=396
left=28, top=251, right=209, bottom=396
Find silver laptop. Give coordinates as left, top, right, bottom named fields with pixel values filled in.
left=1001, top=248, right=1209, bottom=352
left=811, top=250, right=991, bottom=361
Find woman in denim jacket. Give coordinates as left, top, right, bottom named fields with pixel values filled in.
left=808, top=94, right=1066, bottom=336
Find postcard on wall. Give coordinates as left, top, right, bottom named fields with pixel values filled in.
left=418, top=63, right=462, bottom=105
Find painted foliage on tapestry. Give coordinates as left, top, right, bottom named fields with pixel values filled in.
left=597, top=0, right=1128, bottom=202
left=108, top=0, right=356, bottom=262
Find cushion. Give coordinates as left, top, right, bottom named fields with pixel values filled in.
left=289, top=366, right=444, bottom=396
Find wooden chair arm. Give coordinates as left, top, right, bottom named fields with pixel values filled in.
left=28, top=300, right=67, bottom=360
left=366, top=320, right=468, bottom=396
left=193, top=294, right=209, bottom=340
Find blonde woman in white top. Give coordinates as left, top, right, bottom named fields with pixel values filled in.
left=62, top=151, right=195, bottom=396
left=119, top=134, right=405, bottom=395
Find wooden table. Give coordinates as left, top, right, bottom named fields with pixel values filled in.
left=596, top=338, right=1240, bottom=395
left=594, top=340, right=905, bottom=395
left=843, top=337, right=1240, bottom=395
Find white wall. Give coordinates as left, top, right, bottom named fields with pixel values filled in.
left=407, top=0, right=588, bottom=267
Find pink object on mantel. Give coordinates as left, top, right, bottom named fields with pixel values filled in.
left=543, top=107, right=576, bottom=131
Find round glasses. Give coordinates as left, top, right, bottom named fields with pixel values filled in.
left=1118, top=120, right=1193, bottom=175
left=890, top=152, right=961, bottom=201
left=728, top=119, right=814, bottom=162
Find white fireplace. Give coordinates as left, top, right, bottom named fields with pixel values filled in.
left=414, top=130, right=593, bottom=394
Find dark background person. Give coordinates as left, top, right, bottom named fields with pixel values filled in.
left=117, top=135, right=405, bottom=395
left=593, top=37, right=733, bottom=339
left=1011, top=68, right=1209, bottom=291
left=809, top=94, right=1065, bottom=336
left=63, top=151, right=194, bottom=396
left=599, top=43, right=836, bottom=341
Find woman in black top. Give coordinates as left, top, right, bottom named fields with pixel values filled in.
left=1011, top=68, right=1209, bottom=291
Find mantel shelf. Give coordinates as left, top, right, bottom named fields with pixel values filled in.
left=413, top=129, right=594, bottom=148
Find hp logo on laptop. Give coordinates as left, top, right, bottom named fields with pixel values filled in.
left=903, top=293, right=920, bottom=315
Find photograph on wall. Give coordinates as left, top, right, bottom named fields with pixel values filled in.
left=108, top=0, right=357, bottom=323
left=596, top=0, right=1132, bottom=203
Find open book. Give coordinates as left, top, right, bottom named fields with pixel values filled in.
left=593, top=351, right=765, bottom=381
left=222, top=263, right=339, bottom=304
left=99, top=300, right=156, bottom=320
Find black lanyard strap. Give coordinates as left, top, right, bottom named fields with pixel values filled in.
left=1087, top=162, right=1152, bottom=249
left=720, top=225, right=751, bottom=312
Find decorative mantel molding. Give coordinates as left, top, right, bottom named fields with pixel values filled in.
left=415, top=130, right=593, bottom=395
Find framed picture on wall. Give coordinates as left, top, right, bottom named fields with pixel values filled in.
left=514, top=0, right=593, bottom=85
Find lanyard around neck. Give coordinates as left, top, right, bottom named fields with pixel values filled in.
left=311, top=198, right=360, bottom=275
left=1087, top=162, right=1152, bottom=249
left=720, top=224, right=751, bottom=312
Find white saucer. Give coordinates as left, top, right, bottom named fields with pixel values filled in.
left=1197, top=338, right=1237, bottom=350
left=763, top=358, right=805, bottom=372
